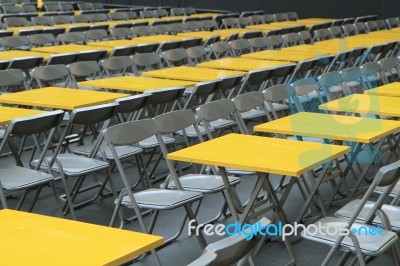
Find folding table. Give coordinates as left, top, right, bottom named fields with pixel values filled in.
left=242, top=49, right=331, bottom=62
left=0, top=209, right=163, bottom=266
left=168, top=133, right=349, bottom=225
left=87, top=39, right=158, bottom=48
left=0, top=50, right=50, bottom=61
left=211, top=29, right=262, bottom=38
left=254, top=112, right=400, bottom=200
left=365, top=82, right=400, bottom=97
left=79, top=76, right=195, bottom=93
left=142, top=66, right=245, bottom=82
left=0, top=87, right=128, bottom=110
left=197, top=58, right=292, bottom=72
left=0, top=106, right=46, bottom=125
left=32, top=44, right=111, bottom=54
left=177, top=31, right=223, bottom=41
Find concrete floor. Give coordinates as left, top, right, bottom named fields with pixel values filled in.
left=0, top=135, right=398, bottom=266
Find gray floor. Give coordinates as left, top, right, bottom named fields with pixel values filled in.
left=1, top=138, right=398, bottom=266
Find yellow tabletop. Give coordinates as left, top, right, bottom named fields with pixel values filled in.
left=365, top=82, right=400, bottom=97
left=212, top=29, right=262, bottom=38
left=132, top=34, right=189, bottom=43
left=242, top=49, right=330, bottom=62
left=197, top=57, right=292, bottom=71
left=142, top=66, right=245, bottom=82
left=0, top=209, right=163, bottom=266
left=247, top=22, right=306, bottom=31
left=79, top=76, right=195, bottom=92
left=168, top=133, right=349, bottom=176
left=319, top=94, right=400, bottom=117
left=178, top=31, right=222, bottom=41
left=32, top=44, right=111, bottom=54
left=88, top=39, right=158, bottom=48
left=0, top=87, right=128, bottom=110
left=282, top=44, right=351, bottom=54
left=0, top=106, right=46, bottom=126
left=254, top=112, right=400, bottom=143
left=0, top=50, right=50, bottom=61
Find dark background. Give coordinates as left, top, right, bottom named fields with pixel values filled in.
left=94, top=0, right=400, bottom=19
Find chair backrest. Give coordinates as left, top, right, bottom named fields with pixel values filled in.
left=188, top=217, right=270, bottom=266
left=2, top=5, right=23, bottom=14
left=183, top=80, right=220, bottom=110
left=101, top=56, right=134, bottom=76
left=133, top=43, right=159, bottom=54
left=379, top=57, right=399, bottom=84
left=262, top=14, right=275, bottom=23
left=32, top=16, right=54, bottom=26
left=57, top=32, right=87, bottom=45
left=22, top=3, right=37, bottom=13
left=131, top=53, right=162, bottom=74
left=186, top=46, right=209, bottom=64
left=52, top=15, right=73, bottom=24
left=4, top=17, right=30, bottom=27
left=201, top=19, right=218, bottom=30
left=170, top=7, right=186, bottom=16
left=92, top=13, right=109, bottom=23
left=182, top=38, right=203, bottom=49
left=248, top=37, right=269, bottom=51
left=28, top=33, right=56, bottom=47
left=0, top=36, right=31, bottom=50
left=155, top=9, right=168, bottom=18
left=290, top=77, right=324, bottom=112
left=115, top=94, right=148, bottom=120
left=274, top=12, right=289, bottom=21
left=211, top=41, right=234, bottom=58
left=77, top=50, right=107, bottom=62
left=157, top=40, right=182, bottom=53
left=67, top=61, right=101, bottom=86
left=145, top=87, right=185, bottom=117
left=328, top=26, right=343, bottom=38
left=153, top=24, right=171, bottom=35
left=163, top=48, right=190, bottom=67
left=355, top=22, right=368, bottom=33
left=360, top=61, right=381, bottom=89
left=265, top=35, right=284, bottom=49
left=263, top=84, right=290, bottom=119
left=229, top=39, right=252, bottom=55
left=32, top=64, right=73, bottom=88
left=386, top=17, right=399, bottom=29
left=0, top=110, right=65, bottom=168
left=44, top=3, right=61, bottom=12
left=139, top=10, right=156, bottom=19
left=85, top=29, right=108, bottom=42
left=110, top=28, right=134, bottom=39
left=234, top=91, right=271, bottom=122
left=342, top=24, right=357, bottom=36
left=109, top=11, right=128, bottom=21
left=47, top=53, right=78, bottom=65
left=0, top=69, right=28, bottom=92
left=132, top=25, right=154, bottom=36
left=78, top=3, right=93, bottom=11
left=8, top=57, right=43, bottom=77
left=154, top=109, right=198, bottom=135
left=313, top=28, right=331, bottom=41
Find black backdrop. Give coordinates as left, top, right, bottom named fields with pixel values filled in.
left=97, top=0, right=400, bottom=19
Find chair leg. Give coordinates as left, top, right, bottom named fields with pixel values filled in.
left=59, top=173, right=76, bottom=220
left=50, top=180, right=64, bottom=217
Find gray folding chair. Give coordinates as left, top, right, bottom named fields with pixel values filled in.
left=302, top=160, right=400, bottom=266
left=4, top=17, right=30, bottom=27
left=0, top=36, right=31, bottom=50
left=108, top=12, right=129, bottom=21
left=57, top=32, right=87, bottom=45
left=131, top=53, right=162, bottom=74
left=233, top=91, right=272, bottom=133
left=229, top=39, right=252, bottom=56
left=0, top=69, right=28, bottom=93
left=154, top=109, right=241, bottom=223
left=85, top=29, right=109, bottom=42
left=360, top=62, right=382, bottom=89
left=162, top=48, right=192, bottom=67
left=189, top=217, right=271, bottom=266
left=32, top=16, right=54, bottom=26
left=39, top=103, right=119, bottom=220
left=132, top=25, right=154, bottom=37
left=67, top=61, right=102, bottom=88
left=262, top=84, right=290, bottom=120
left=28, top=33, right=56, bottom=47
left=32, top=64, right=74, bottom=88
left=265, top=35, right=284, bottom=49
left=290, top=77, right=325, bottom=113
left=187, top=46, right=210, bottom=64
left=101, top=56, right=135, bottom=77
left=110, top=28, right=134, bottom=39
left=211, top=41, right=235, bottom=59
left=283, top=32, right=301, bottom=46
left=318, top=71, right=347, bottom=101
left=103, top=119, right=206, bottom=250
left=379, top=57, right=400, bottom=84
left=0, top=110, right=65, bottom=214
left=248, top=37, right=269, bottom=51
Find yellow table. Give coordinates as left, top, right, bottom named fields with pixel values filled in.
left=168, top=133, right=349, bottom=223
left=212, top=29, right=262, bottom=38
left=319, top=94, right=400, bottom=117
left=0, top=50, right=50, bottom=61
left=242, top=49, right=331, bottom=62
left=32, top=44, right=111, bottom=54
left=0, top=87, right=128, bottom=110
left=0, top=106, right=45, bottom=126
left=87, top=39, right=158, bottom=49
left=197, top=57, right=292, bottom=71
left=79, top=76, right=195, bottom=93
left=247, top=22, right=306, bottom=31
left=0, top=209, right=163, bottom=266
left=142, top=66, right=245, bottom=82
left=282, top=44, right=351, bottom=54
left=365, top=82, right=400, bottom=97
left=131, top=34, right=189, bottom=43
left=178, top=31, right=222, bottom=41
left=254, top=112, right=400, bottom=197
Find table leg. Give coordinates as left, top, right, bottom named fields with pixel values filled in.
left=218, top=166, right=241, bottom=221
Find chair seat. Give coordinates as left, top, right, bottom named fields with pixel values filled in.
left=301, top=216, right=398, bottom=256
left=162, top=174, right=241, bottom=193
left=138, top=135, right=175, bottom=149
left=266, top=102, right=288, bottom=112
left=335, top=199, right=400, bottom=232
left=50, top=153, right=109, bottom=176
left=176, top=125, right=208, bottom=138
left=287, top=136, right=326, bottom=143
left=328, top=85, right=345, bottom=93
left=374, top=181, right=400, bottom=198
left=209, top=118, right=235, bottom=130
left=72, top=143, right=143, bottom=160
left=0, top=166, right=53, bottom=191
left=120, top=188, right=203, bottom=209
left=240, top=108, right=266, bottom=120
